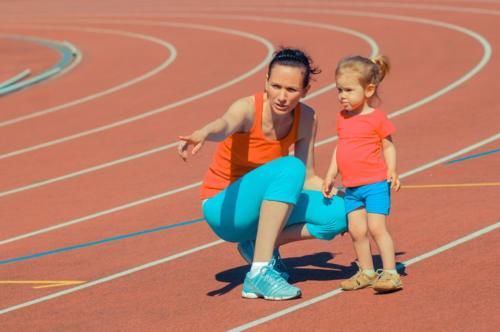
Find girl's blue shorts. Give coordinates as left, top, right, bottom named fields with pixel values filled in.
left=344, top=180, right=391, bottom=215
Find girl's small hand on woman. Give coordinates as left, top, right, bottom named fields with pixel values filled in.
left=322, top=179, right=336, bottom=198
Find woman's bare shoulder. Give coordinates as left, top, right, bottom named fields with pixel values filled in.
left=225, top=95, right=256, bottom=131
left=231, top=95, right=255, bottom=111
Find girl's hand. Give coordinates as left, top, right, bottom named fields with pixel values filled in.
left=387, top=170, right=401, bottom=191
left=178, top=130, right=207, bottom=161
left=322, top=178, right=337, bottom=198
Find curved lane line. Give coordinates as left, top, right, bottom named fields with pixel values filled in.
left=300, top=1, right=500, bottom=16
left=230, top=7, right=492, bottom=146
left=0, top=26, right=177, bottom=127
left=55, top=41, right=82, bottom=78
left=84, top=15, right=380, bottom=101
left=0, top=21, right=273, bottom=160
left=0, top=15, right=379, bottom=196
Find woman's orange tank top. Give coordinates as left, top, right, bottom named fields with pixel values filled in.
left=200, top=92, right=301, bottom=199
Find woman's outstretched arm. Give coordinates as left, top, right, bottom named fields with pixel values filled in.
left=178, top=97, right=253, bottom=161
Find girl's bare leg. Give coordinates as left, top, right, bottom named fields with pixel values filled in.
left=367, top=213, right=396, bottom=270
left=348, top=208, right=373, bottom=270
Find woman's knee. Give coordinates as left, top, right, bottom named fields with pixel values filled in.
left=203, top=197, right=257, bottom=243
left=205, top=217, right=255, bottom=243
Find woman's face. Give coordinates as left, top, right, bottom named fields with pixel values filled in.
left=265, top=64, right=309, bottom=114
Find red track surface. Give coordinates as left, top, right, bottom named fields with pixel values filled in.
left=1, top=1, right=498, bottom=331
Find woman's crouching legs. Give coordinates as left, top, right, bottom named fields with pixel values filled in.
left=203, top=157, right=306, bottom=300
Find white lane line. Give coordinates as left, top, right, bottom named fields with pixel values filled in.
left=444, top=0, right=500, bottom=3
left=398, top=134, right=500, bottom=178
left=0, top=25, right=177, bottom=128
left=0, top=143, right=178, bottom=198
left=0, top=181, right=202, bottom=245
left=229, top=221, right=500, bottom=332
left=0, top=21, right=273, bottom=161
left=0, top=239, right=225, bottom=315
left=0, top=16, right=378, bottom=196
left=163, top=11, right=491, bottom=125
left=0, top=135, right=497, bottom=314
left=296, top=1, right=500, bottom=16
left=153, top=13, right=380, bottom=101
left=231, top=8, right=492, bottom=147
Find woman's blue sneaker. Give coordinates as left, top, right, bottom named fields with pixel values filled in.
left=237, top=240, right=290, bottom=280
left=242, top=266, right=301, bottom=300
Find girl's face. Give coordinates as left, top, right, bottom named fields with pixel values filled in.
left=265, top=64, right=309, bottom=114
left=336, top=70, right=374, bottom=112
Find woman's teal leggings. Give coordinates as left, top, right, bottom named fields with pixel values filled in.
left=202, top=156, right=347, bottom=243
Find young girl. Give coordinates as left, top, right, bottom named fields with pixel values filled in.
left=322, top=55, right=402, bottom=293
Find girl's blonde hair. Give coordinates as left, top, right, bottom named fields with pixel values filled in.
left=335, top=55, right=390, bottom=105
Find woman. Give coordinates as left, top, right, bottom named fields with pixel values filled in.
left=178, top=48, right=347, bottom=300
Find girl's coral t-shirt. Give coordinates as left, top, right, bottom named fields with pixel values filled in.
left=336, top=109, right=395, bottom=188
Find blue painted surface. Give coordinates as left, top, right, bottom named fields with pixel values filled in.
left=0, top=218, right=205, bottom=265
left=0, top=35, right=76, bottom=96
left=445, top=148, right=499, bottom=164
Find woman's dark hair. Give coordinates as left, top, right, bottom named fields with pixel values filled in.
left=267, top=47, right=321, bottom=88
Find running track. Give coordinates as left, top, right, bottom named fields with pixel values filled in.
left=0, top=1, right=498, bottom=331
